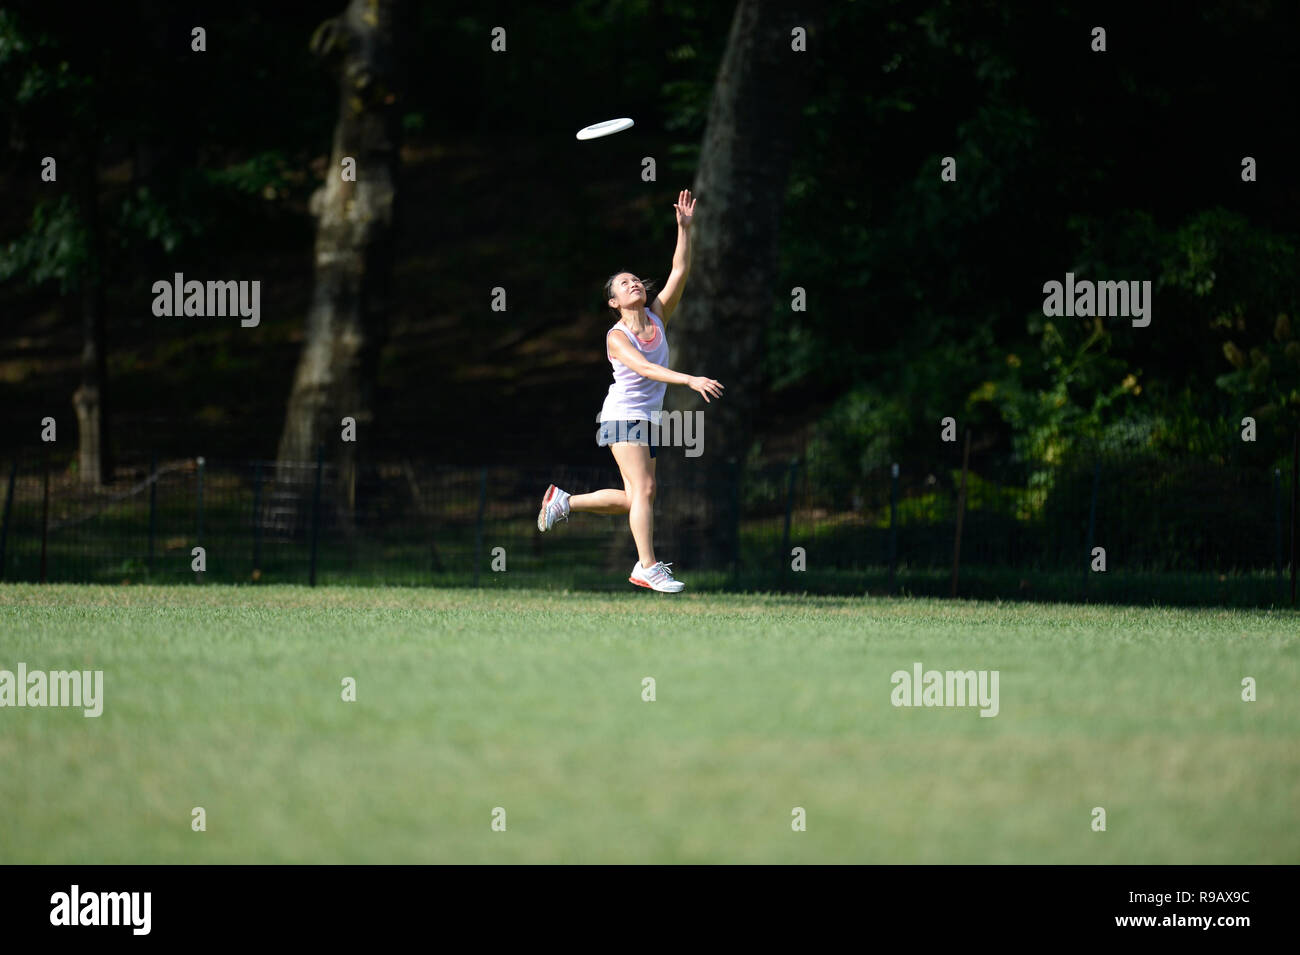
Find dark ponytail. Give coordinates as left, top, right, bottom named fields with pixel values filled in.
left=603, top=270, right=658, bottom=318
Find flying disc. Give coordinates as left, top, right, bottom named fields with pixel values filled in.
left=576, top=117, right=634, bottom=141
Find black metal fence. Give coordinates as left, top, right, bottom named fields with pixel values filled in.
left=0, top=434, right=1295, bottom=607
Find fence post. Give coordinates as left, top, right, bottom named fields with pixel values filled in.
left=473, top=466, right=487, bottom=587
left=950, top=430, right=971, bottom=599
left=39, top=441, right=50, bottom=582
left=195, top=456, right=205, bottom=582
left=888, top=463, right=899, bottom=595
left=0, top=457, right=17, bottom=580
left=1085, top=458, right=1100, bottom=600
left=780, top=459, right=798, bottom=589
left=252, top=460, right=263, bottom=579
left=1274, top=467, right=1283, bottom=602
left=310, top=443, right=324, bottom=587
left=147, top=450, right=158, bottom=576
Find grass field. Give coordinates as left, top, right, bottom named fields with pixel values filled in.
left=1, top=583, right=1298, bottom=863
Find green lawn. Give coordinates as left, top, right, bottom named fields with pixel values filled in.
left=1, top=584, right=1297, bottom=863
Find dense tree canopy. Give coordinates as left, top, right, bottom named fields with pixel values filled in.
left=1, top=1, right=1295, bottom=493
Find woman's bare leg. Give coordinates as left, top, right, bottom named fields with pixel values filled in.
left=569, top=488, right=628, bottom=514
left=610, top=442, right=657, bottom=567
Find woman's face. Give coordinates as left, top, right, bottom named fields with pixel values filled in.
left=609, top=272, right=646, bottom=311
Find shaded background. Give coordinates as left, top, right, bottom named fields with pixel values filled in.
left=1, top=0, right=1298, bottom=601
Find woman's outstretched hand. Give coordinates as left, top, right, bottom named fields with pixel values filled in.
left=688, top=375, right=724, bottom=403
left=674, top=189, right=696, bottom=230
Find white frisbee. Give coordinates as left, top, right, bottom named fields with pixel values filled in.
left=576, top=117, right=634, bottom=141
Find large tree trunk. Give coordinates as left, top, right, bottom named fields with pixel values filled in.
left=72, top=139, right=111, bottom=487
left=277, top=0, right=402, bottom=481
left=656, top=0, right=821, bottom=569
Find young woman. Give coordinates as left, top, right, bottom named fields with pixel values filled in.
left=537, top=188, right=723, bottom=593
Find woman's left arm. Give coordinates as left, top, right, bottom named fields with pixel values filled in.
left=651, top=189, right=695, bottom=323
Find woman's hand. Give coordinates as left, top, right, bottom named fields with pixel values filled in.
left=688, top=375, right=724, bottom=403
left=674, top=189, right=696, bottom=230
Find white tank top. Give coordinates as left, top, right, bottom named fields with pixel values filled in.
left=599, top=310, right=669, bottom=421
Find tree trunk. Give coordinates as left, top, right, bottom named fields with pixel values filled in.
left=73, top=139, right=111, bottom=487
left=656, top=0, right=821, bottom=568
left=276, top=0, right=403, bottom=484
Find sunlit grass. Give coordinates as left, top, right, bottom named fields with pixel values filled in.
left=1, top=584, right=1296, bottom=862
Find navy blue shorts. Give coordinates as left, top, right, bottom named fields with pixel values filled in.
left=597, top=419, right=657, bottom=458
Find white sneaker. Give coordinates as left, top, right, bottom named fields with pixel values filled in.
left=537, top=484, right=571, bottom=531
left=630, top=560, right=685, bottom=593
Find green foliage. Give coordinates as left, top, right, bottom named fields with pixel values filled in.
left=0, top=10, right=90, bottom=108
left=658, top=0, right=731, bottom=168
left=0, top=195, right=89, bottom=293
left=0, top=182, right=213, bottom=295
left=803, top=389, right=910, bottom=499
left=960, top=206, right=1299, bottom=489
left=1216, top=314, right=1300, bottom=437
left=895, top=488, right=949, bottom=524
left=204, top=152, right=293, bottom=197
left=662, top=78, right=710, bottom=135
left=116, top=187, right=204, bottom=254
left=1175, top=212, right=1300, bottom=438
left=667, top=141, right=701, bottom=176
left=761, top=0, right=1299, bottom=491
left=973, top=310, right=1136, bottom=489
